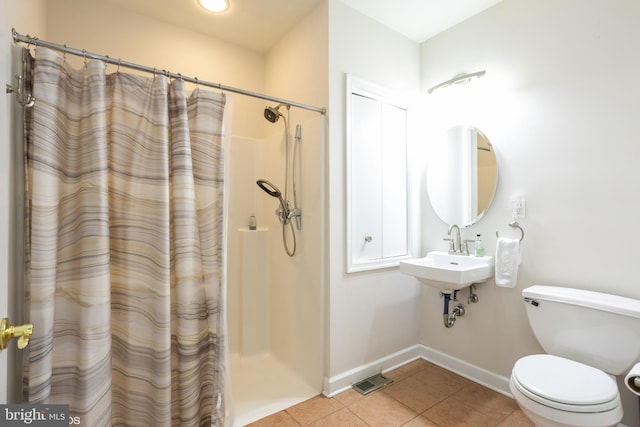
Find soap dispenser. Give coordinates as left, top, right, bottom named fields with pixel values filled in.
left=474, top=234, right=484, bottom=257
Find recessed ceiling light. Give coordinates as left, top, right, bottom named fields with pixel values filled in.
left=199, top=0, right=230, bottom=13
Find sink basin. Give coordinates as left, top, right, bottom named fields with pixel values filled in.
left=400, top=251, right=494, bottom=292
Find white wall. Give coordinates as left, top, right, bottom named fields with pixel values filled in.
left=326, top=0, right=423, bottom=390
left=265, top=2, right=328, bottom=125
left=419, top=0, right=640, bottom=424
left=44, top=0, right=266, bottom=140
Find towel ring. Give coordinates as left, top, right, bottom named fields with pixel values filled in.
left=496, top=221, right=524, bottom=242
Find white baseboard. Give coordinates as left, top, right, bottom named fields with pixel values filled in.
left=322, top=345, right=425, bottom=397
left=323, top=348, right=636, bottom=427
left=323, top=344, right=512, bottom=398
left=421, top=346, right=512, bottom=398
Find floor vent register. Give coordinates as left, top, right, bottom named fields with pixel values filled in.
left=352, top=373, right=393, bottom=395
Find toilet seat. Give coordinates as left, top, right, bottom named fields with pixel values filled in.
left=512, top=354, right=619, bottom=413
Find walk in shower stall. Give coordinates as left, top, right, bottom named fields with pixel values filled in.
left=226, top=115, right=325, bottom=426
left=6, top=24, right=325, bottom=427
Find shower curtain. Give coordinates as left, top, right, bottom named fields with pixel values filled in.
left=23, top=47, right=227, bottom=426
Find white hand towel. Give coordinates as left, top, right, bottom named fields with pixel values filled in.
left=495, top=237, right=521, bottom=288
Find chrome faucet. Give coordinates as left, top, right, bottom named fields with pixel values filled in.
left=445, top=224, right=469, bottom=255
left=447, top=224, right=461, bottom=254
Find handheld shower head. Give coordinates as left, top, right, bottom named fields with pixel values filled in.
left=256, top=179, right=282, bottom=198
left=257, top=179, right=290, bottom=226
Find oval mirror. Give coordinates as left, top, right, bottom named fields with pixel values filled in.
left=426, top=125, right=498, bottom=227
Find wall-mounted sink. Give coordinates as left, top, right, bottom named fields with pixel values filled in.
left=400, top=251, right=494, bottom=292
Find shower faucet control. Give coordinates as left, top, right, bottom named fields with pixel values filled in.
left=292, top=208, right=302, bottom=230
left=258, top=110, right=301, bottom=256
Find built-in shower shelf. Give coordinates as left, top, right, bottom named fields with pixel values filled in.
left=352, top=373, right=392, bottom=395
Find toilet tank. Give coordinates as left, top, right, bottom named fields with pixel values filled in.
left=522, top=285, right=640, bottom=375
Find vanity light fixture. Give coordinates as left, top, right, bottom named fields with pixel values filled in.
left=199, top=0, right=230, bottom=13
left=427, top=70, right=486, bottom=94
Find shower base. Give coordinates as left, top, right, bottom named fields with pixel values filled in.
left=230, top=353, right=318, bottom=426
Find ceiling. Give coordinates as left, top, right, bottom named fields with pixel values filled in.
left=99, top=0, right=503, bottom=53
left=341, top=0, right=503, bottom=42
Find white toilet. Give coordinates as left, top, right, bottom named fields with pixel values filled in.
left=510, top=285, right=640, bottom=427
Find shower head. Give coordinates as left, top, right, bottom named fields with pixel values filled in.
left=257, top=179, right=290, bottom=225
left=264, top=105, right=281, bottom=123
left=264, top=103, right=288, bottom=123
left=256, top=179, right=282, bottom=198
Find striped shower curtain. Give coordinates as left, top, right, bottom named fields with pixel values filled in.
left=24, top=47, right=227, bottom=426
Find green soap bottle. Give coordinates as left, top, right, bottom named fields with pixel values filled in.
left=474, top=234, right=484, bottom=257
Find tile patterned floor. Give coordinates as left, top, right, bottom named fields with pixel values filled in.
left=247, top=359, right=534, bottom=427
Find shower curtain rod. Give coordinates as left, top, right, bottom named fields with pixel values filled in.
left=12, top=29, right=326, bottom=115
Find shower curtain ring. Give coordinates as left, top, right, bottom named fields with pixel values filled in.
left=82, top=49, right=87, bottom=68
left=31, top=36, right=38, bottom=54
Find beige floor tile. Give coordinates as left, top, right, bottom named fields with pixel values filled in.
left=286, top=395, right=344, bottom=425
left=246, top=410, right=301, bottom=427
left=333, top=388, right=367, bottom=407
left=495, top=409, right=535, bottom=427
left=452, top=382, right=519, bottom=419
left=382, top=376, right=448, bottom=413
left=401, top=415, right=440, bottom=426
left=413, top=365, right=472, bottom=396
left=349, top=391, right=418, bottom=427
left=308, top=407, right=369, bottom=426
left=385, top=359, right=434, bottom=382
left=248, top=359, right=529, bottom=427
left=423, top=397, right=504, bottom=427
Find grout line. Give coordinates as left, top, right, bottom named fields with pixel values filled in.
left=249, top=359, right=530, bottom=427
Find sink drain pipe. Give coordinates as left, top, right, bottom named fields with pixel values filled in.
left=442, top=291, right=465, bottom=328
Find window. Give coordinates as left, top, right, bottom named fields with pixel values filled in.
left=346, top=75, right=411, bottom=272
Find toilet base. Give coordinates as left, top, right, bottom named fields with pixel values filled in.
left=517, top=405, right=621, bottom=427
left=510, top=378, right=623, bottom=427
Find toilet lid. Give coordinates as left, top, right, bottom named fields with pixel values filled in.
left=513, top=354, right=619, bottom=411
